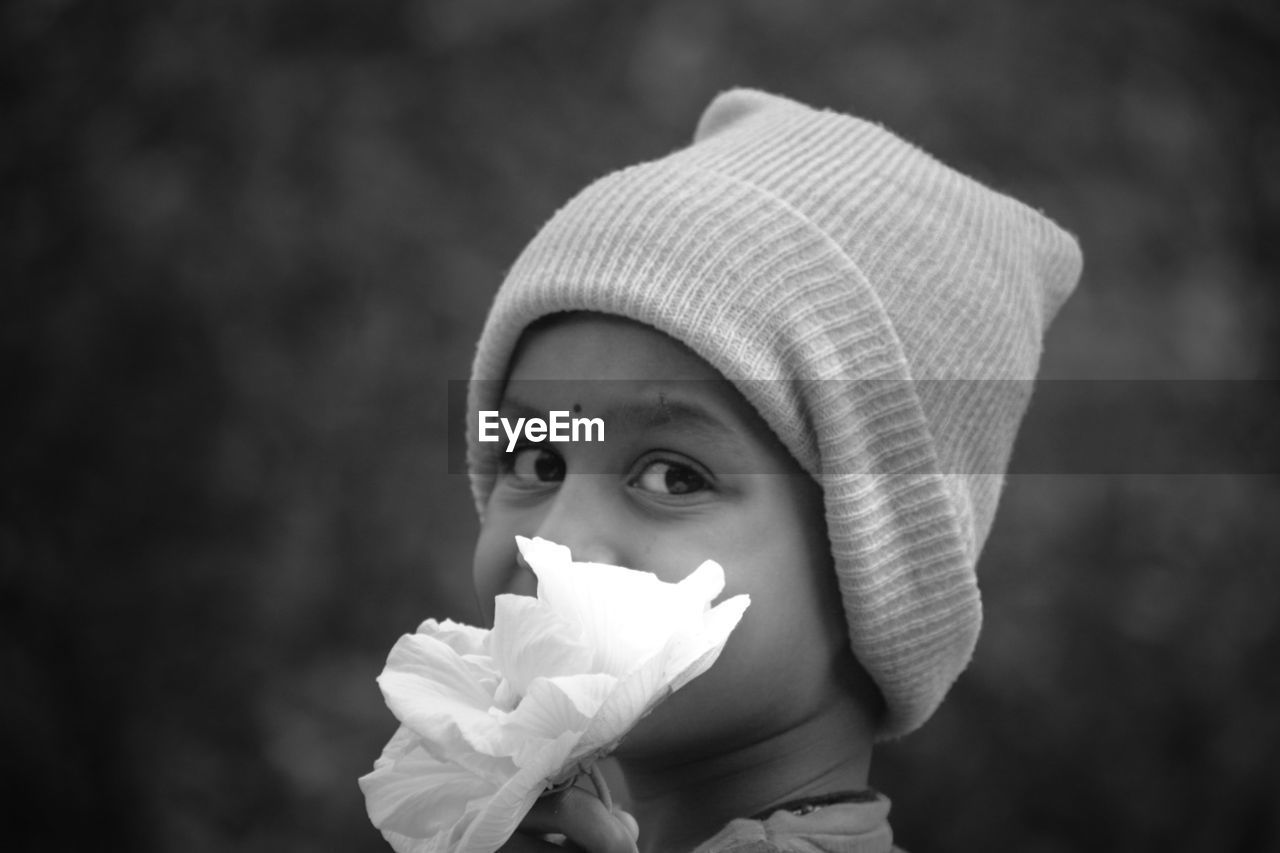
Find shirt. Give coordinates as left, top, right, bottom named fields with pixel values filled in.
left=691, top=794, right=901, bottom=853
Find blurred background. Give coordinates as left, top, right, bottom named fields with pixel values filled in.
left=4, top=0, right=1278, bottom=850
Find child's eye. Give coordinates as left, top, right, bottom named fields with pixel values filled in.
left=630, top=459, right=710, bottom=496
left=504, top=446, right=566, bottom=483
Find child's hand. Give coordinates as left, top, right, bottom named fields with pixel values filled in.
left=499, top=787, right=639, bottom=853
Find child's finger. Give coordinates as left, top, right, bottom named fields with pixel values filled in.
left=496, top=832, right=564, bottom=852
left=519, top=787, right=638, bottom=853
left=612, top=807, right=639, bottom=843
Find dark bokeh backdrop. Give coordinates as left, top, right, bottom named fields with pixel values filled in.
left=4, top=1, right=1278, bottom=851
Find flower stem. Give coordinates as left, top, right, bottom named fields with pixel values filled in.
left=587, top=762, right=613, bottom=813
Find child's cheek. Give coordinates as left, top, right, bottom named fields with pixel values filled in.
left=471, top=525, right=516, bottom=624
left=614, top=615, right=759, bottom=756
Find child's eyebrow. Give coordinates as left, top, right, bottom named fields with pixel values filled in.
left=609, top=396, right=737, bottom=440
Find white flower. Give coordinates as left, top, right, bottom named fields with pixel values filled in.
left=359, top=537, right=750, bottom=853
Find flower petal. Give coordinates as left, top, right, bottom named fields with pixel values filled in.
left=362, top=726, right=582, bottom=853
left=489, top=594, right=592, bottom=698
left=455, top=731, right=581, bottom=853
left=516, top=537, right=726, bottom=676
left=494, top=673, right=617, bottom=765
left=675, top=559, right=729, bottom=609
left=359, top=726, right=502, bottom=836
left=418, top=618, right=491, bottom=657
left=377, top=633, right=503, bottom=758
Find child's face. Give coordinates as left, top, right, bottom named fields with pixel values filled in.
left=472, top=313, right=859, bottom=758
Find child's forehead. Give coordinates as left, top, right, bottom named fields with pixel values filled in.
left=502, top=314, right=727, bottom=417
left=500, top=312, right=785, bottom=453
left=505, top=312, right=724, bottom=383
left=502, top=379, right=728, bottom=432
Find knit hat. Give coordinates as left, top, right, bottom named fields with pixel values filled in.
left=466, top=89, right=1082, bottom=739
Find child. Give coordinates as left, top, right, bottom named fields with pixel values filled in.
left=464, top=89, right=1081, bottom=852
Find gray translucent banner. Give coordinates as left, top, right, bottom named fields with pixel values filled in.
left=447, top=380, right=1279, bottom=475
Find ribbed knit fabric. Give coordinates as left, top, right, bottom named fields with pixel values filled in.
left=466, top=89, right=1082, bottom=739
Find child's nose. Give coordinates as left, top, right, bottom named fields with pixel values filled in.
left=531, top=479, right=623, bottom=567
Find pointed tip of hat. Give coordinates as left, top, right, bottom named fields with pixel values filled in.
left=694, top=88, right=805, bottom=142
